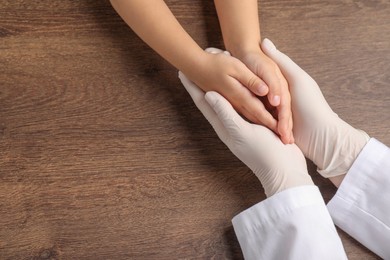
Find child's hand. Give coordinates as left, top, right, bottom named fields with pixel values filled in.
left=184, top=49, right=279, bottom=135
left=238, top=49, right=294, bottom=144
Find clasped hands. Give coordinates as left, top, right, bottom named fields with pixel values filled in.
left=179, top=39, right=368, bottom=196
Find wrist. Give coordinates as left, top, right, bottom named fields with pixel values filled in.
left=179, top=49, right=210, bottom=86
left=177, top=47, right=208, bottom=76
left=226, top=42, right=262, bottom=60
left=315, top=120, right=369, bottom=180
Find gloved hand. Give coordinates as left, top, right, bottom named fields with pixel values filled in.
left=261, top=39, right=369, bottom=185
left=178, top=59, right=314, bottom=197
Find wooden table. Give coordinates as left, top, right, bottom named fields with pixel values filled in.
left=1, top=0, right=388, bottom=259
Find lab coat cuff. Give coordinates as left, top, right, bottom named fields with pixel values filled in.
left=232, top=185, right=348, bottom=259
left=327, top=138, right=390, bottom=259
left=232, top=185, right=323, bottom=235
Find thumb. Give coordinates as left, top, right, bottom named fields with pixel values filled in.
left=178, top=71, right=220, bottom=124
left=178, top=71, right=231, bottom=143
left=261, top=38, right=306, bottom=81
left=178, top=71, right=204, bottom=105
left=205, top=91, right=247, bottom=134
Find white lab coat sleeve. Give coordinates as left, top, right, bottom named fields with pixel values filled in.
left=327, top=138, right=390, bottom=259
left=232, top=185, right=348, bottom=260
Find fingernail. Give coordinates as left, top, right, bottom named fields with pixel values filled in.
left=257, top=83, right=268, bottom=96
left=263, top=38, right=276, bottom=52
left=272, top=95, right=281, bottom=106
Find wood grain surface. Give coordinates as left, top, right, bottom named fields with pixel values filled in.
left=0, top=0, right=389, bottom=259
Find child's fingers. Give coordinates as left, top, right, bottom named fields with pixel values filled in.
left=277, top=90, right=294, bottom=144
left=260, top=63, right=285, bottom=107
left=254, top=56, right=293, bottom=144
left=226, top=78, right=278, bottom=133
left=232, top=60, right=269, bottom=97
left=277, top=107, right=293, bottom=144
left=205, top=91, right=245, bottom=136
left=289, top=116, right=295, bottom=143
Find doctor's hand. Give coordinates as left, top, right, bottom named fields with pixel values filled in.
left=261, top=39, right=369, bottom=186
left=179, top=71, right=313, bottom=197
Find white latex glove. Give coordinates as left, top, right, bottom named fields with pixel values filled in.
left=261, top=39, right=369, bottom=183
left=178, top=57, right=314, bottom=197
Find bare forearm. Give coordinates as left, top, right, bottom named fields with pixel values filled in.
left=110, top=0, right=205, bottom=74
left=214, top=0, right=261, bottom=58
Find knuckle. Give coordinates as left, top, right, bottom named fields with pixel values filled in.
left=247, top=75, right=259, bottom=89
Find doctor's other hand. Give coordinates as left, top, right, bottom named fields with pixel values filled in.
left=261, top=39, right=369, bottom=187
left=179, top=71, right=313, bottom=197
left=183, top=49, right=292, bottom=144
